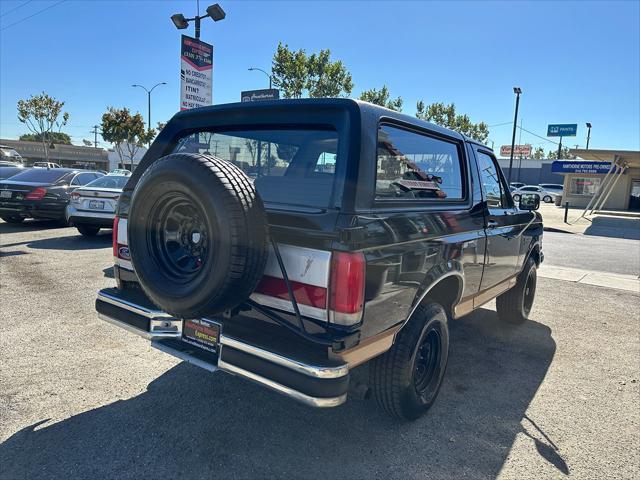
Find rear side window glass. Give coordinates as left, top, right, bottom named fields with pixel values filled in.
left=173, top=128, right=339, bottom=208
left=6, top=169, right=68, bottom=183
left=85, top=175, right=129, bottom=189
left=376, top=124, right=464, bottom=200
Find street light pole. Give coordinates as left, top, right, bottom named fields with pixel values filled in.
left=248, top=67, right=275, bottom=174
left=586, top=122, right=592, bottom=150
left=132, top=82, right=167, bottom=139
left=507, top=87, right=522, bottom=184
left=171, top=4, right=226, bottom=38
left=248, top=67, right=272, bottom=89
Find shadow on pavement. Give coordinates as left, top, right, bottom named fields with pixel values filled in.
left=0, top=309, right=559, bottom=480
left=0, top=219, right=66, bottom=234
left=0, top=232, right=112, bottom=251
left=584, top=216, right=640, bottom=240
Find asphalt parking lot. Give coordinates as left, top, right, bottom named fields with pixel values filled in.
left=1, top=220, right=638, bottom=480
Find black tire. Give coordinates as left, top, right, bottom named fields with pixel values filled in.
left=1, top=216, right=24, bottom=224
left=496, top=256, right=537, bottom=324
left=512, top=194, right=521, bottom=202
left=76, top=224, right=100, bottom=236
left=542, top=195, right=552, bottom=203
left=128, top=153, right=268, bottom=318
left=370, top=302, right=450, bottom=420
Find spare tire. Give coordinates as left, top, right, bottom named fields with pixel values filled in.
left=128, top=153, right=268, bottom=318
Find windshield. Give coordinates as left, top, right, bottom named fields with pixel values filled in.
left=84, top=175, right=129, bottom=189
left=7, top=169, right=69, bottom=183
left=173, top=128, right=339, bottom=208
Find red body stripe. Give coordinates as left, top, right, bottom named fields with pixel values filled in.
left=255, top=275, right=327, bottom=309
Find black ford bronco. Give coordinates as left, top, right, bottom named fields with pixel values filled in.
left=96, top=99, right=543, bottom=420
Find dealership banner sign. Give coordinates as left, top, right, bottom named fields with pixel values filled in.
left=500, top=144, right=532, bottom=157
left=180, top=35, right=213, bottom=111
left=241, top=89, right=280, bottom=102
left=547, top=124, right=578, bottom=137
left=551, top=161, right=613, bottom=174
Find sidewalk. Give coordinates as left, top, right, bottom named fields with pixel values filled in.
left=538, top=264, right=640, bottom=293
left=538, top=203, right=640, bottom=239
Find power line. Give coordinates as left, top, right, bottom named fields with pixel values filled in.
left=0, top=0, right=66, bottom=31
left=0, top=0, right=33, bottom=18
left=517, top=125, right=560, bottom=146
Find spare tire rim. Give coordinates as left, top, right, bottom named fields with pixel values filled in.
left=414, top=327, right=442, bottom=399
left=149, top=192, right=210, bottom=281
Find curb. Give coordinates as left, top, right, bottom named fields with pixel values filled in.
left=543, top=226, right=576, bottom=234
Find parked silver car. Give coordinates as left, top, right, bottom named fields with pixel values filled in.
left=66, top=172, right=130, bottom=236
left=512, top=185, right=558, bottom=203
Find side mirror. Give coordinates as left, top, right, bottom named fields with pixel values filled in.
left=519, top=193, right=540, bottom=211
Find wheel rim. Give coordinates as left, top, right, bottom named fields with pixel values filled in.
left=413, top=328, right=442, bottom=399
left=148, top=192, right=210, bottom=282
left=523, top=269, right=536, bottom=315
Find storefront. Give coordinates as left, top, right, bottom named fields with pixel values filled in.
left=559, top=149, right=640, bottom=211
left=0, top=139, right=109, bottom=171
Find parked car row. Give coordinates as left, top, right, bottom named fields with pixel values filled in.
left=0, top=167, right=130, bottom=236
left=509, top=182, right=563, bottom=203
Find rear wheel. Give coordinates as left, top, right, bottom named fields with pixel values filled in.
left=1, top=216, right=24, bottom=224
left=512, top=194, right=521, bottom=202
left=496, top=256, right=537, bottom=324
left=76, top=224, right=100, bottom=236
left=128, top=153, right=268, bottom=318
left=370, top=302, right=449, bottom=420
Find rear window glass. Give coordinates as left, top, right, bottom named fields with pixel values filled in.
left=376, top=124, right=464, bottom=200
left=173, top=128, right=339, bottom=208
left=85, top=175, right=128, bottom=189
left=7, top=169, right=69, bottom=183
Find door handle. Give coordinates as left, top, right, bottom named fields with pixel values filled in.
left=487, top=220, right=499, bottom=229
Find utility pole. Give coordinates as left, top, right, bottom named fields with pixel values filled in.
left=507, top=87, right=522, bottom=184
left=92, top=125, right=99, bottom=148
left=557, top=136, right=563, bottom=160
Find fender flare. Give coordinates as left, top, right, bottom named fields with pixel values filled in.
left=394, top=263, right=465, bottom=339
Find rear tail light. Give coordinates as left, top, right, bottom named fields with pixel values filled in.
left=112, top=216, right=119, bottom=257
left=328, top=251, right=366, bottom=325
left=70, top=192, right=80, bottom=202
left=113, top=216, right=131, bottom=262
left=25, top=187, right=47, bottom=200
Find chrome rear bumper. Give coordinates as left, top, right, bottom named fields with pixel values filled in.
left=96, top=289, right=349, bottom=407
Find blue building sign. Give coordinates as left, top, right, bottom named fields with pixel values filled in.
left=551, top=161, right=613, bottom=174
left=547, top=124, right=578, bottom=137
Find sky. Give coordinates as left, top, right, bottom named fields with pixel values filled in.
left=1, top=0, right=639, bottom=155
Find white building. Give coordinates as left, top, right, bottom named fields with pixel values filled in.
left=107, top=142, right=148, bottom=171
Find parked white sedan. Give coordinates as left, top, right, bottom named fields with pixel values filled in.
left=512, top=185, right=558, bottom=203
left=66, top=172, right=130, bottom=236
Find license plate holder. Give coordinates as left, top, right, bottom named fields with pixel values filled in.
left=182, top=318, right=221, bottom=354
left=89, top=200, right=105, bottom=210
left=0, top=191, right=11, bottom=198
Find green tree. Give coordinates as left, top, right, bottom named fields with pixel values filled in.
left=272, top=43, right=309, bottom=98
left=415, top=101, right=489, bottom=143
left=17, top=92, right=69, bottom=161
left=532, top=146, right=546, bottom=159
left=547, top=146, right=576, bottom=160
left=19, top=131, right=72, bottom=145
left=101, top=107, right=155, bottom=170
left=271, top=43, right=353, bottom=98
left=307, top=49, right=353, bottom=98
left=359, top=85, right=403, bottom=111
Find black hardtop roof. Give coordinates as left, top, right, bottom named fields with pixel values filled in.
left=171, top=98, right=488, bottom=146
